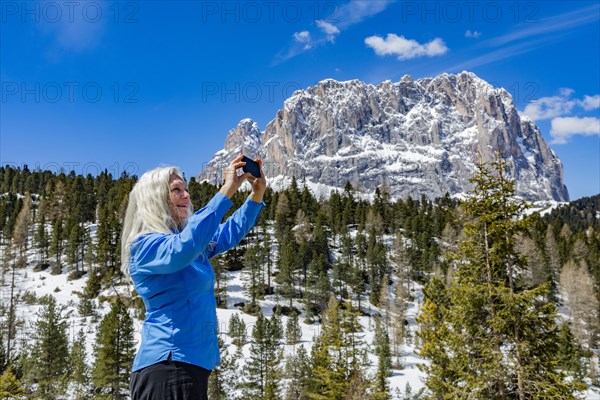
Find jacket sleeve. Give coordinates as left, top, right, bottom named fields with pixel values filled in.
left=207, top=197, right=265, bottom=259
left=130, top=192, right=233, bottom=275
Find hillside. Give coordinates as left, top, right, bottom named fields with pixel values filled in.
left=0, top=165, right=598, bottom=399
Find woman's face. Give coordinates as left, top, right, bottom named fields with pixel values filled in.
left=169, top=174, right=190, bottom=225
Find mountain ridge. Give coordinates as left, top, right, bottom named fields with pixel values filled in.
left=198, top=71, right=569, bottom=201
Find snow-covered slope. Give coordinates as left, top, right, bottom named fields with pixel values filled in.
left=3, top=219, right=599, bottom=399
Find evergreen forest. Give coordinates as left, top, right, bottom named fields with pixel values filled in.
left=0, top=160, right=598, bottom=399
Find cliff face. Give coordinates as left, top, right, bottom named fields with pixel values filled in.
left=199, top=72, right=569, bottom=201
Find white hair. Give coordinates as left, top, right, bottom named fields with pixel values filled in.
left=120, top=166, right=193, bottom=279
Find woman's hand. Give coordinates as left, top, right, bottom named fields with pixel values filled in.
left=248, top=158, right=267, bottom=203
left=219, top=154, right=253, bottom=199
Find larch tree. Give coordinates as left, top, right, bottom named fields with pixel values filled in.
left=559, top=259, right=600, bottom=350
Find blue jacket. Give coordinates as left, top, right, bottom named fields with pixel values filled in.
left=129, top=192, right=264, bottom=371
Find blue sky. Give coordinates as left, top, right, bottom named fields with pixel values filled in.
left=1, top=0, right=599, bottom=200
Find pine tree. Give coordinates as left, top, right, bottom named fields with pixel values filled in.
left=261, top=221, right=274, bottom=293
left=276, top=232, right=298, bottom=306
left=26, top=295, right=70, bottom=399
left=303, top=254, right=331, bottom=319
left=228, top=313, right=247, bottom=347
left=285, top=312, right=302, bottom=345
left=213, top=254, right=228, bottom=308
left=49, top=217, right=64, bottom=273
left=305, top=302, right=345, bottom=400
left=83, top=228, right=95, bottom=270
left=245, top=240, right=265, bottom=312
left=418, top=155, right=584, bottom=399
left=34, top=214, right=49, bottom=264
left=208, top=337, right=239, bottom=400
left=556, top=323, right=586, bottom=382
left=70, top=328, right=90, bottom=400
left=305, top=297, right=367, bottom=400
left=0, top=331, right=5, bottom=373
left=372, top=317, right=392, bottom=400
left=284, top=345, right=310, bottom=400
left=241, top=313, right=283, bottom=400
left=3, top=241, right=18, bottom=364
left=92, top=299, right=135, bottom=400
left=67, top=223, right=84, bottom=271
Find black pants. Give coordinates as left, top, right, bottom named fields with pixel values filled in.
left=130, top=356, right=211, bottom=400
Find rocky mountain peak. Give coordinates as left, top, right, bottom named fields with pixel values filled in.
left=198, top=72, right=569, bottom=201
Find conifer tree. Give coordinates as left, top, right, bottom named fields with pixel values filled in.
left=285, top=312, right=302, bottom=345
left=311, top=214, right=331, bottom=268
left=305, top=296, right=366, bottom=400
left=306, top=297, right=346, bottom=400
left=303, top=254, right=331, bottom=319
left=261, top=220, right=274, bottom=292
left=418, top=156, right=583, bottom=399
left=2, top=241, right=18, bottom=365
left=372, top=317, right=392, bottom=400
left=241, top=313, right=283, bottom=400
left=83, top=228, right=95, bottom=270
left=209, top=337, right=239, bottom=400
left=34, top=214, right=49, bottom=264
left=228, top=313, right=247, bottom=347
left=70, top=328, right=90, bottom=400
left=0, top=331, right=5, bottom=372
left=556, top=323, right=586, bottom=382
left=49, top=217, right=64, bottom=272
left=0, top=367, right=25, bottom=398
left=92, top=299, right=135, bottom=400
left=26, top=295, right=70, bottom=399
left=284, top=345, right=310, bottom=400
left=276, top=232, right=298, bottom=306
left=212, top=254, right=228, bottom=308
left=96, top=204, right=119, bottom=273
left=245, top=241, right=265, bottom=312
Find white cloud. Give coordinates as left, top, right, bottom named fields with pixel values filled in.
left=334, top=0, right=395, bottom=29
left=273, top=0, right=394, bottom=65
left=581, top=95, right=600, bottom=110
left=559, top=87, right=575, bottom=97
left=550, top=117, right=600, bottom=144
left=293, top=31, right=311, bottom=43
left=316, top=20, right=340, bottom=43
left=465, top=30, right=482, bottom=38
left=364, top=34, right=449, bottom=60
left=523, top=95, right=578, bottom=121
left=316, top=20, right=340, bottom=35
left=522, top=89, right=600, bottom=121
left=486, top=4, right=599, bottom=47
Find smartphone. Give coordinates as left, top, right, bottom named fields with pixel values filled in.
left=241, top=156, right=261, bottom=178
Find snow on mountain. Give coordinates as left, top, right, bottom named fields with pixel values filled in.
left=198, top=71, right=569, bottom=202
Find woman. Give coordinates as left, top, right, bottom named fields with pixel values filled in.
left=121, top=154, right=266, bottom=400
